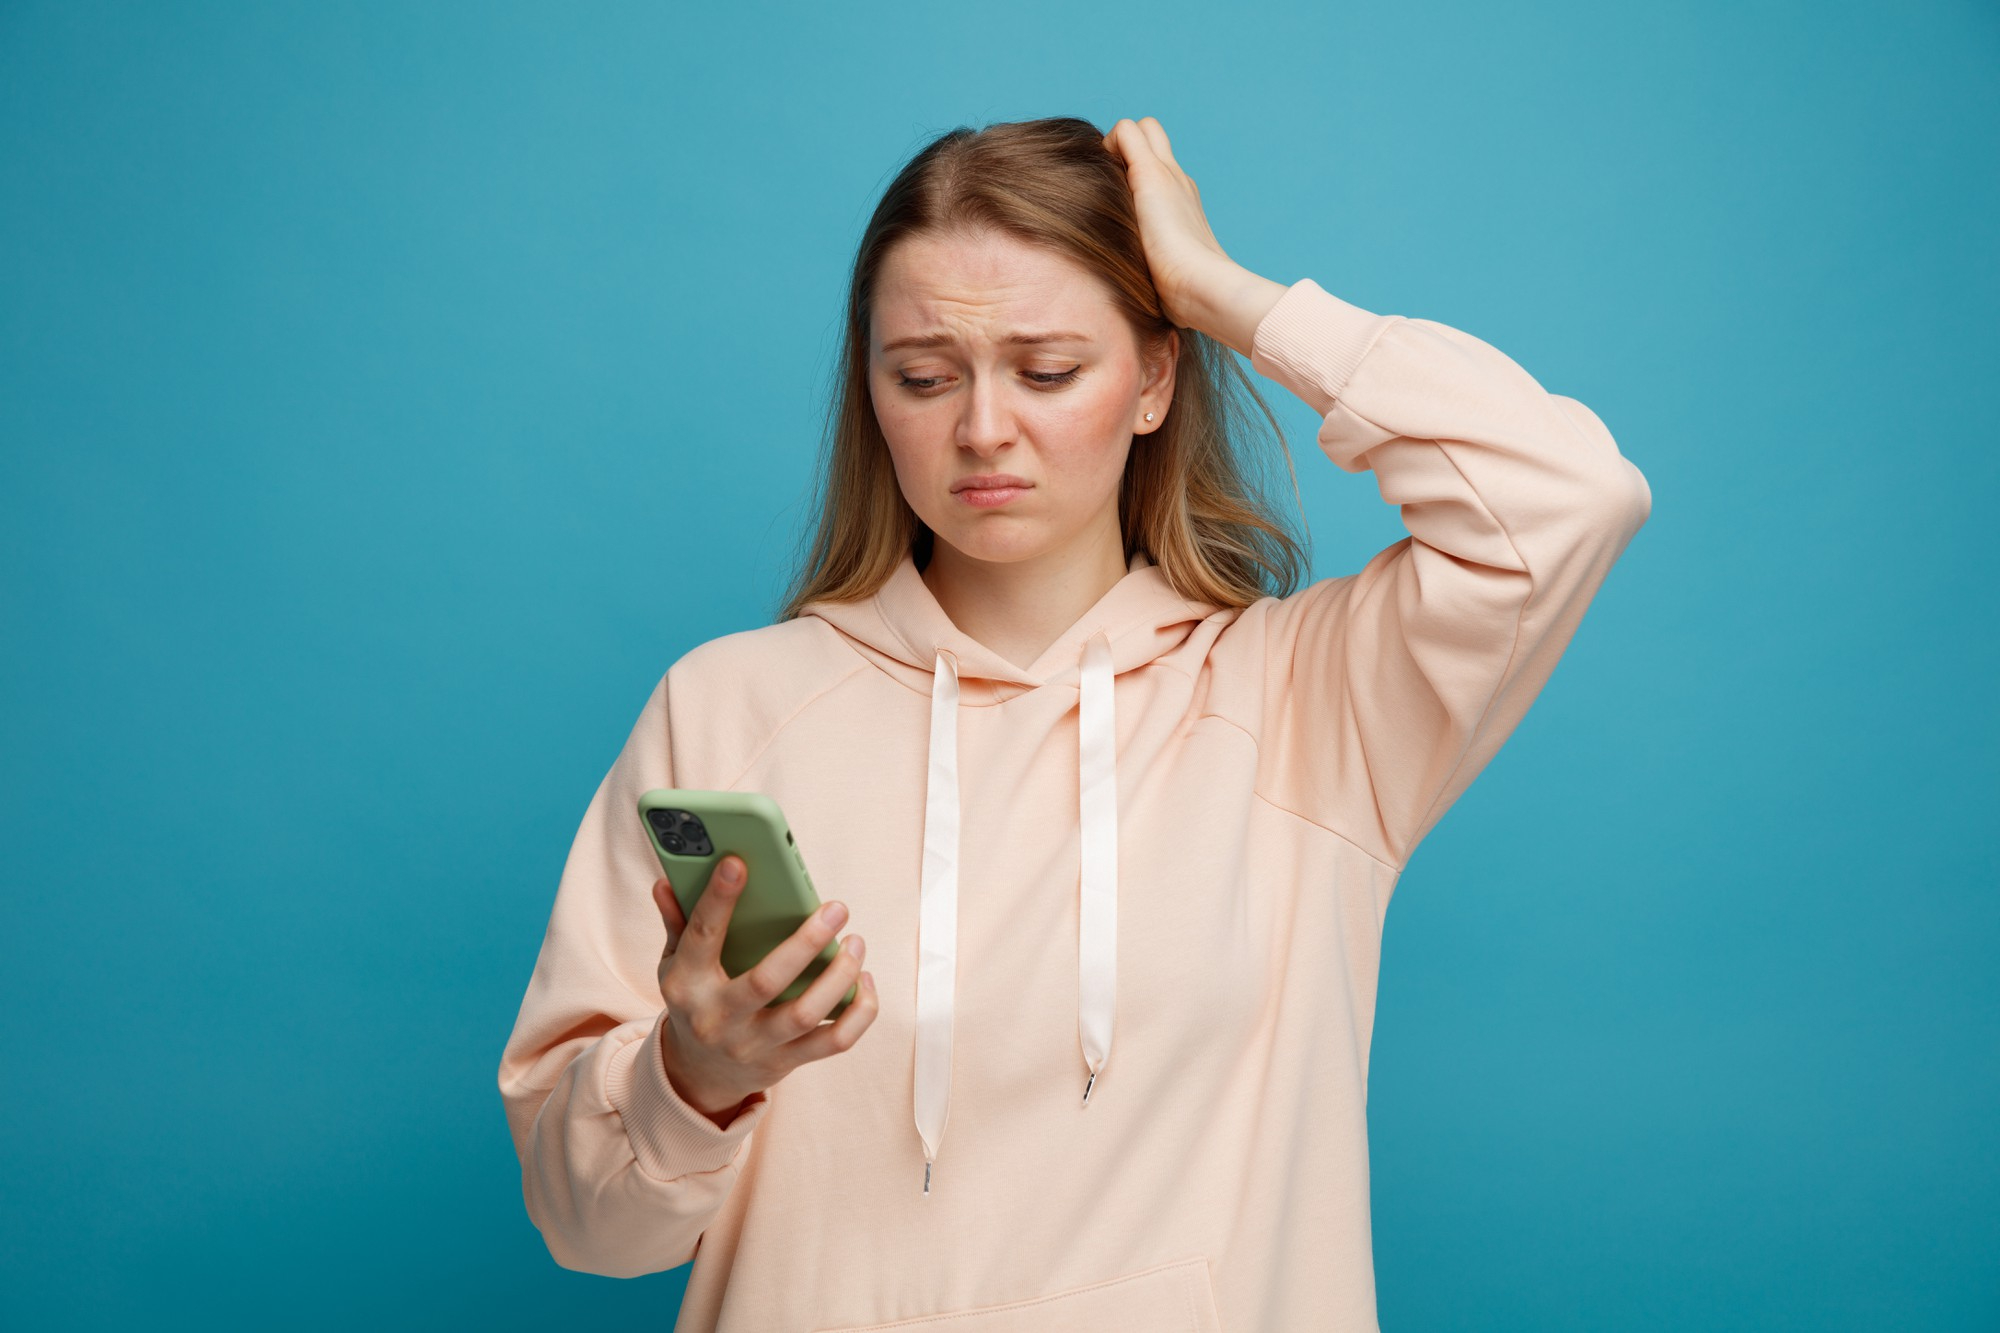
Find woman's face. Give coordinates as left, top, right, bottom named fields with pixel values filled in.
left=868, top=228, right=1174, bottom=569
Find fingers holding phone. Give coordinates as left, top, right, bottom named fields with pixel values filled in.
left=653, top=877, right=686, bottom=975
left=651, top=850, right=879, bottom=1122
left=732, top=877, right=871, bottom=1045
left=771, top=915, right=877, bottom=1064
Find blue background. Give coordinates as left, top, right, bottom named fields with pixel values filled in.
left=3, top=1, right=1994, bottom=1328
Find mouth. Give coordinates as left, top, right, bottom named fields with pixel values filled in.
left=951, top=474, right=1033, bottom=508
left=950, top=474, right=1033, bottom=494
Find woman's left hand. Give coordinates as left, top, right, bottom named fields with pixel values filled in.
left=1102, top=117, right=1243, bottom=331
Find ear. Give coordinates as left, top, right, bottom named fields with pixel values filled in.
left=1135, top=328, right=1178, bottom=435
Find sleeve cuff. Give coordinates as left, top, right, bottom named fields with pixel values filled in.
left=1248, top=277, right=1404, bottom=418
left=604, top=1008, right=771, bottom=1182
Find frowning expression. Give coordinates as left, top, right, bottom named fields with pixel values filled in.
left=869, top=228, right=1173, bottom=566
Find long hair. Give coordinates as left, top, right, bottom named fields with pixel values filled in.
left=773, top=115, right=1311, bottom=622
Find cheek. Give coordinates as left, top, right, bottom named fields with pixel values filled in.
left=874, top=410, right=946, bottom=519
left=869, top=393, right=921, bottom=472
left=881, top=426, right=924, bottom=471
left=874, top=379, right=939, bottom=437
left=1036, top=382, right=1139, bottom=481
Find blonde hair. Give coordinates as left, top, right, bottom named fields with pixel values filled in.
left=773, top=115, right=1310, bottom=622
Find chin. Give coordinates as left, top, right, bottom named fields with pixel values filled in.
left=929, top=526, right=1047, bottom=566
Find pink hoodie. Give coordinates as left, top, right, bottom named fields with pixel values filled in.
left=497, top=276, right=1652, bottom=1331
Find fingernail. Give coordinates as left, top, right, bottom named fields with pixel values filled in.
left=822, top=901, right=848, bottom=928
left=718, top=858, right=742, bottom=886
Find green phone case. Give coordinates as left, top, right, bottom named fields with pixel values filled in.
left=638, top=788, right=857, bottom=1019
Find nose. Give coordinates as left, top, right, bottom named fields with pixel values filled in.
left=954, top=371, right=1017, bottom=457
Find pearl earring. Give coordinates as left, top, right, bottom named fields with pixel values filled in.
left=1144, top=412, right=1155, bottom=421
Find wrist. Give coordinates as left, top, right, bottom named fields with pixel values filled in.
left=1180, top=262, right=1289, bottom=358
left=658, top=1022, right=760, bottom=1128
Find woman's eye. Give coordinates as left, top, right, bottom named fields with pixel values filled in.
left=894, top=367, right=1082, bottom=395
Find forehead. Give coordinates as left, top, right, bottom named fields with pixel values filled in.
left=871, top=229, right=1120, bottom=351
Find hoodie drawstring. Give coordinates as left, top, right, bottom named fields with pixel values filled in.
left=913, top=645, right=960, bottom=1197
left=913, top=629, right=1119, bottom=1196
left=1076, top=631, right=1119, bottom=1106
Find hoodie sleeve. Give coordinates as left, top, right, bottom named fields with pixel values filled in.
left=1248, top=278, right=1652, bottom=872
left=496, top=671, right=772, bottom=1278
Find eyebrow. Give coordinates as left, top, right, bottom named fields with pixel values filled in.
left=879, top=330, right=1095, bottom=353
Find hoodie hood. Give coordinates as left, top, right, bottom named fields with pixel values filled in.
left=800, top=545, right=1216, bottom=1194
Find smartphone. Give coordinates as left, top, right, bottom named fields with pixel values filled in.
left=638, top=788, right=857, bottom=1020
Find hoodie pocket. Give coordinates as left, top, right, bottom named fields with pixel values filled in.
left=808, top=1255, right=1223, bottom=1332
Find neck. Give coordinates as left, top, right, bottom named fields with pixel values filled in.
left=920, top=518, right=1130, bottom=671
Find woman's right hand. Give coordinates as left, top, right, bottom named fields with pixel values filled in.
left=650, top=854, right=877, bottom=1127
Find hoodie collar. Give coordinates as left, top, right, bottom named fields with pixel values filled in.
left=801, top=546, right=1215, bottom=1194
left=813, top=547, right=1207, bottom=699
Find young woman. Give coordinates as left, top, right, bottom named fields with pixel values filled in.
left=498, top=115, right=1651, bottom=1331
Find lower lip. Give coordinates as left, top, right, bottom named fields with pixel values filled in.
left=956, top=485, right=1029, bottom=507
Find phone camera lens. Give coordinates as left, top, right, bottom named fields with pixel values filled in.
left=651, top=808, right=711, bottom=856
